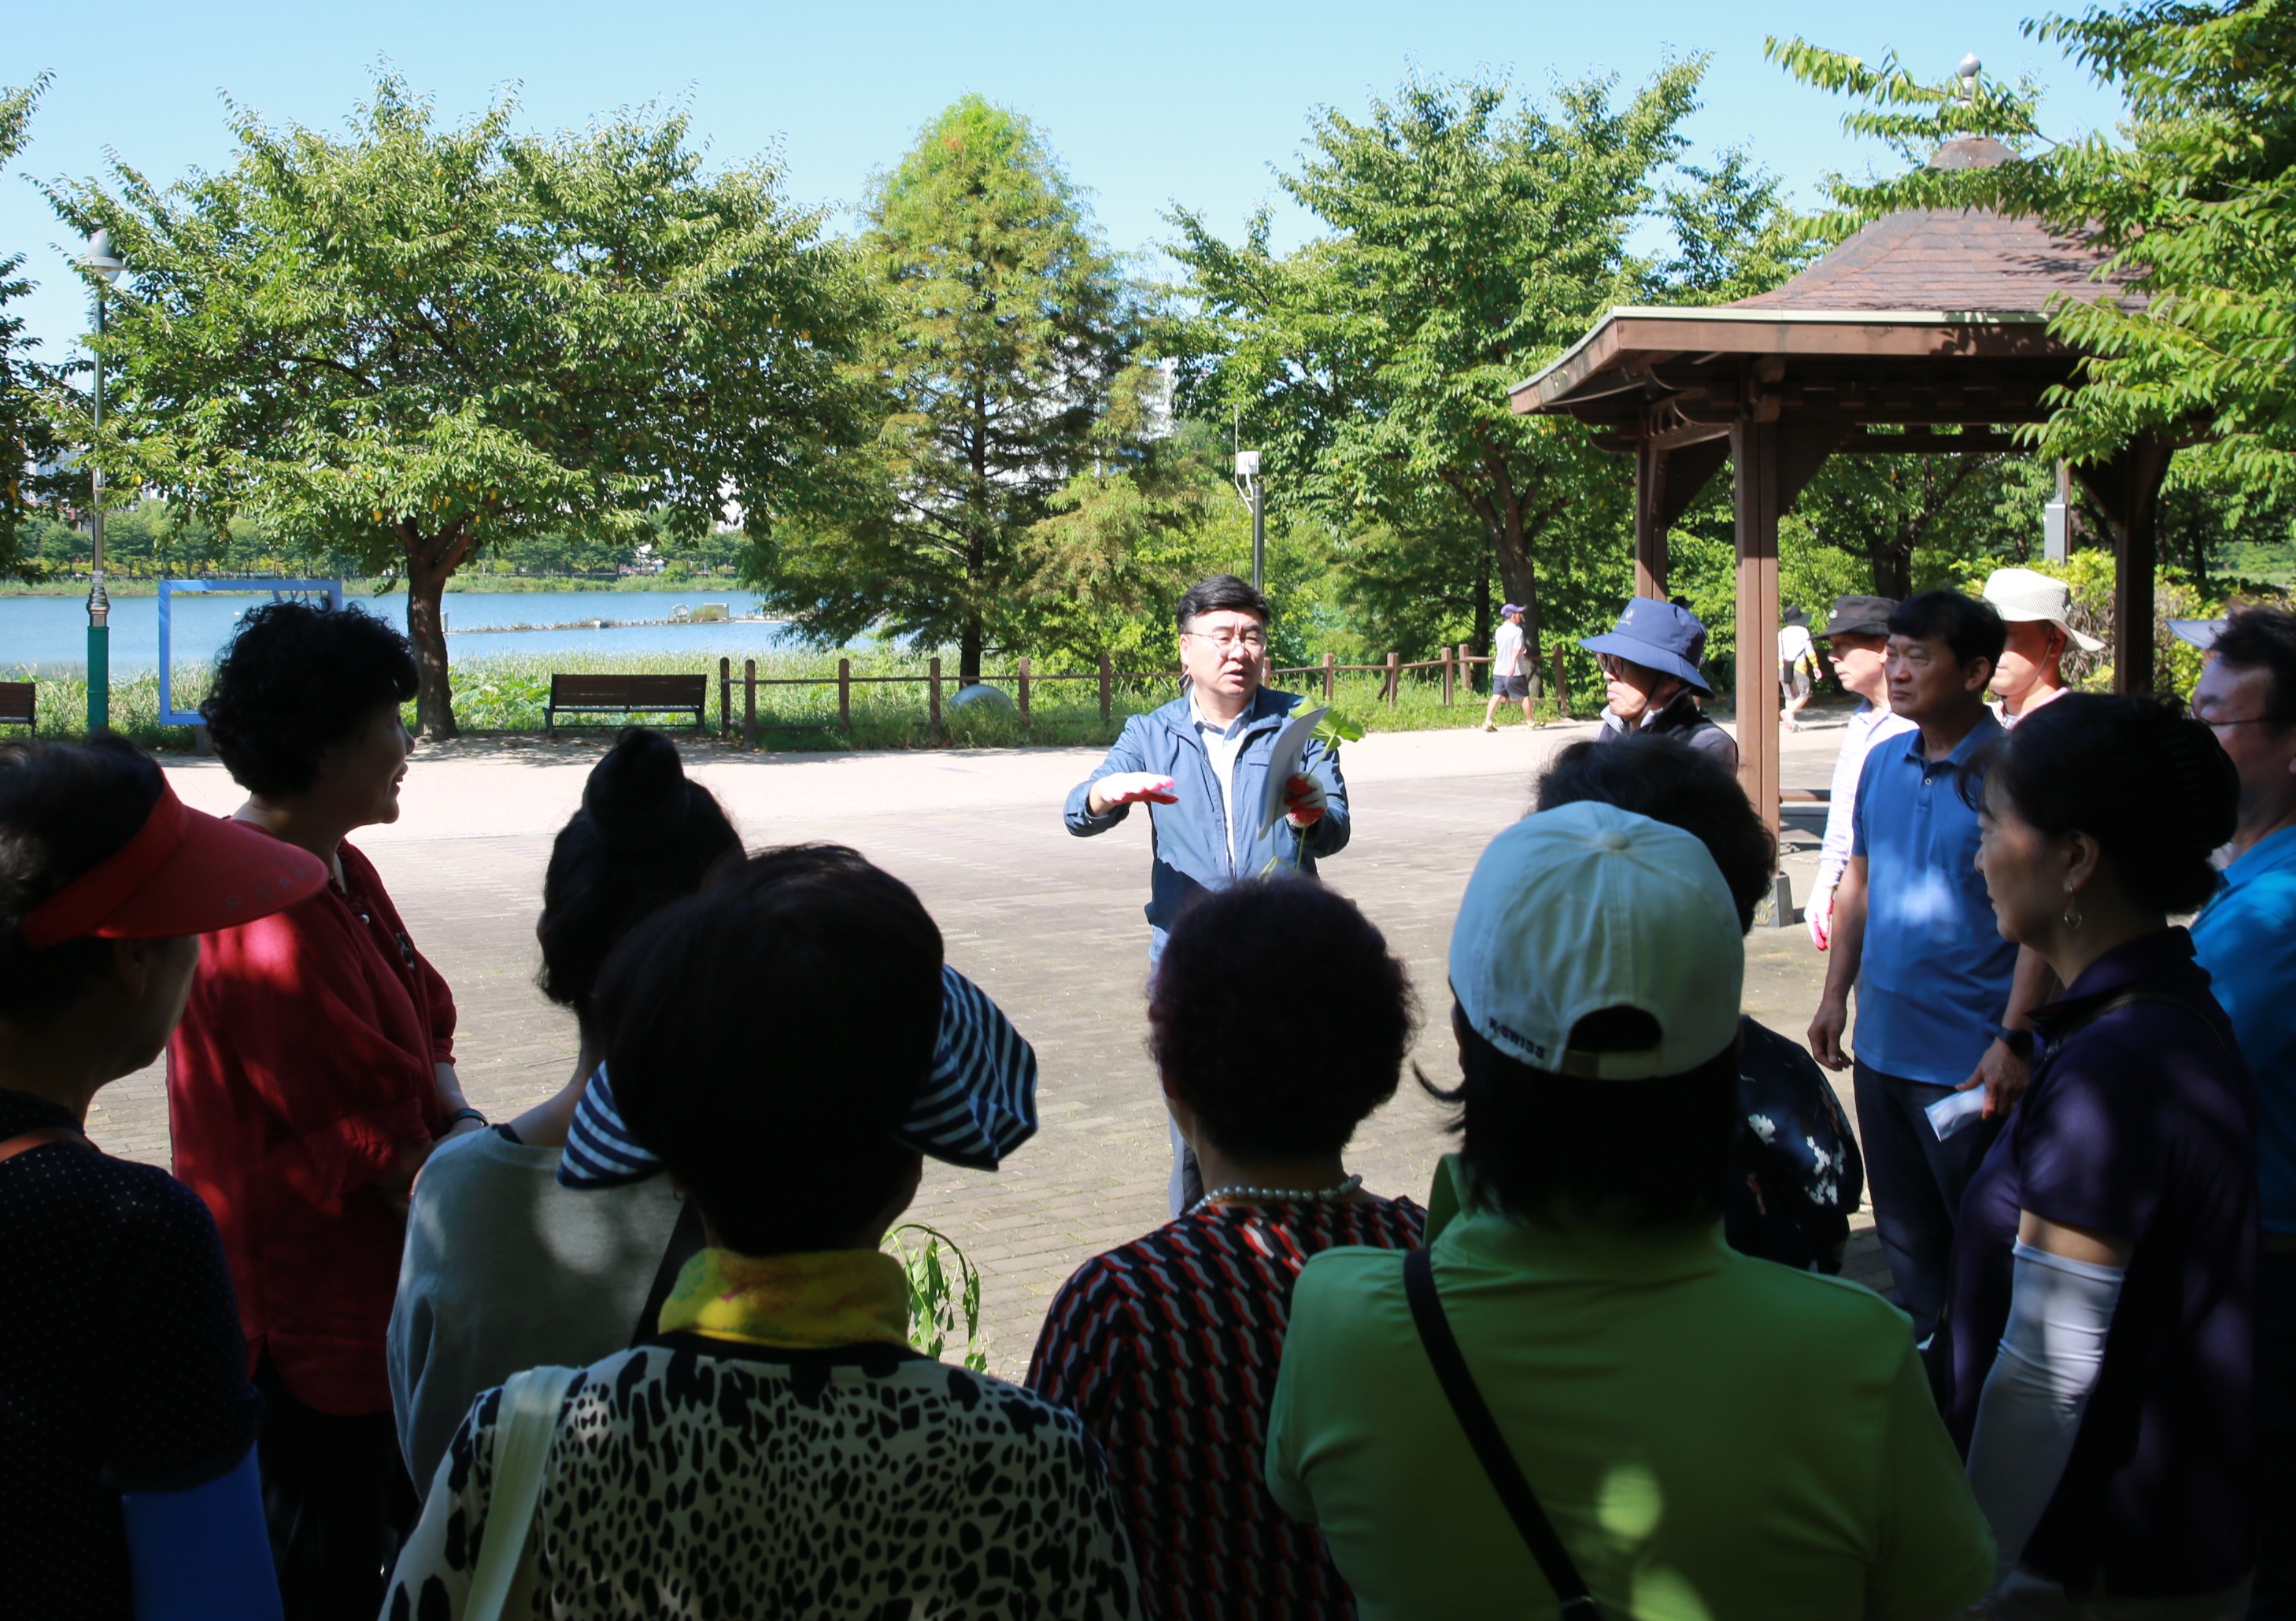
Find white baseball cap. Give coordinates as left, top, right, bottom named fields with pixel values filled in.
left=1448, top=801, right=1743, bottom=1081
left=1982, top=567, right=2106, bottom=653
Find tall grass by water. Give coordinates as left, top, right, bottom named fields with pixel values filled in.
left=9, top=647, right=1568, bottom=751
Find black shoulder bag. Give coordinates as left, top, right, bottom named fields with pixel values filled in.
left=1403, top=1247, right=1602, bottom=1620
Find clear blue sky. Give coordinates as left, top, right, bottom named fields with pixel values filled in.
left=6, top=0, right=2127, bottom=361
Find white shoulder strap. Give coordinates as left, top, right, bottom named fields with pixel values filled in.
left=464, top=1365, right=581, bottom=1621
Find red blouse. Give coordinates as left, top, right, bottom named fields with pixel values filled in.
left=166, top=840, right=454, bottom=1416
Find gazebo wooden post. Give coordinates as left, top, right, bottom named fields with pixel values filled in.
left=1633, top=440, right=1671, bottom=598
left=1731, top=418, right=1784, bottom=833
left=2072, top=434, right=2173, bottom=695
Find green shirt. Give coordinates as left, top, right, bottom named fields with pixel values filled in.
left=1265, top=1158, right=1995, bottom=1620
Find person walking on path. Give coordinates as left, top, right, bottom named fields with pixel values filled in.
left=1944, top=694, right=2255, bottom=1618
left=1581, top=596, right=1739, bottom=772
left=1984, top=567, right=2102, bottom=729
left=1481, top=603, right=1533, bottom=731
left=1780, top=605, right=1818, bottom=731
left=1808, top=590, right=2055, bottom=1347
left=2, top=738, right=327, bottom=1621
left=2185, top=607, right=2296, bottom=1620
left=1029, top=877, right=1422, bottom=1621
left=166, top=602, right=484, bottom=1619
left=1810, top=594, right=1916, bottom=952
left=1064, top=575, right=1350, bottom=1215
left=1264, top=803, right=1997, bottom=1619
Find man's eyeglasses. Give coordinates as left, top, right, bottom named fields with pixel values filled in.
left=1184, top=630, right=1269, bottom=653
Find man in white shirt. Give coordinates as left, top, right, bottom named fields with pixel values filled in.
left=1810, top=594, right=1915, bottom=950
left=1480, top=604, right=1532, bottom=731
left=1779, top=607, right=1817, bottom=731
left=1982, top=567, right=2102, bottom=728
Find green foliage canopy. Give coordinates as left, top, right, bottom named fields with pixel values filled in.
left=2, top=76, right=68, bottom=581
left=1769, top=1, right=2296, bottom=487
left=47, top=74, right=879, bottom=735
left=749, top=97, right=1145, bottom=684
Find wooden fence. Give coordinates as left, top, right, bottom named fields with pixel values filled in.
left=708, top=643, right=1574, bottom=747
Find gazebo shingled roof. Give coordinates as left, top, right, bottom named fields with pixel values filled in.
left=1509, top=138, right=2169, bottom=836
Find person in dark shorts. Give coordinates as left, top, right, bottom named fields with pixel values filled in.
left=1029, top=877, right=1423, bottom=1619
left=1, top=736, right=327, bottom=1621
left=1481, top=601, right=1533, bottom=730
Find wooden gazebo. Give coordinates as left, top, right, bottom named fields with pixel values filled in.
left=1510, top=138, right=2167, bottom=828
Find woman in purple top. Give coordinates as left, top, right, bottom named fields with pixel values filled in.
left=1947, top=694, right=2256, bottom=1618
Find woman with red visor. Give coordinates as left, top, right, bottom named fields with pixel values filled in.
left=2, top=736, right=328, bottom=1620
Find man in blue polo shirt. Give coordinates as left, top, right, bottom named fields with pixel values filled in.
left=2188, top=606, right=2296, bottom=1620
left=1810, top=590, right=2052, bottom=1346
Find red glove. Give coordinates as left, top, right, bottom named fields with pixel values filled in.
left=1282, top=772, right=1328, bottom=827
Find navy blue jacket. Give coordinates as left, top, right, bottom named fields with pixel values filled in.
left=1063, top=687, right=1351, bottom=934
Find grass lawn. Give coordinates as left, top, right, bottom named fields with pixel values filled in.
left=11, top=649, right=1593, bottom=752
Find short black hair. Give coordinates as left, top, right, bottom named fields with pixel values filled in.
left=202, top=601, right=418, bottom=798
left=594, top=844, right=942, bottom=1256
left=1990, top=693, right=2239, bottom=916
left=1436, top=1010, right=1737, bottom=1231
left=1175, top=574, right=1270, bottom=631
left=0, top=738, right=166, bottom=1023
left=540, top=730, right=741, bottom=1028
left=2211, top=607, right=2296, bottom=728
left=1151, top=878, right=1414, bottom=1159
left=1888, top=590, right=2006, bottom=672
left=1534, top=736, right=1776, bottom=933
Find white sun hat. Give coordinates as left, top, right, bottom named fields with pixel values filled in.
left=1982, top=567, right=2106, bottom=653
left=1447, top=801, right=1743, bottom=1081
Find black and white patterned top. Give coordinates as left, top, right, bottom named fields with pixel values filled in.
left=385, top=1334, right=1138, bottom=1620
left=0, top=1089, right=262, bottom=1621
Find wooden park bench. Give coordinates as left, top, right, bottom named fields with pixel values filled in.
left=544, top=673, right=708, bottom=735
left=0, top=682, right=33, bottom=731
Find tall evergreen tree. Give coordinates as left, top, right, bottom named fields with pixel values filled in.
left=749, top=97, right=1144, bottom=684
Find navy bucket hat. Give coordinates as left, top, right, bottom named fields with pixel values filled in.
left=1579, top=598, right=1714, bottom=694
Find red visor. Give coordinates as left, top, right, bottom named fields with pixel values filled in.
left=18, top=780, right=329, bottom=949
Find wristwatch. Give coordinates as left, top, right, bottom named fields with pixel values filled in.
left=1989, top=1025, right=2035, bottom=1063
left=440, top=1106, right=488, bottom=1133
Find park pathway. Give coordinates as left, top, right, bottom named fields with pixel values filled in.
left=87, top=710, right=1879, bottom=1379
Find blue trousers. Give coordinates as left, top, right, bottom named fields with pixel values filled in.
left=1852, top=1059, right=2002, bottom=1344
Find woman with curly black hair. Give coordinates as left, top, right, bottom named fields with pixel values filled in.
left=167, top=600, right=478, bottom=1620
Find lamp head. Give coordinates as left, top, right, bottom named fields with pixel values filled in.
left=79, top=228, right=125, bottom=287
left=1233, top=449, right=1262, bottom=479
left=1957, top=54, right=1983, bottom=101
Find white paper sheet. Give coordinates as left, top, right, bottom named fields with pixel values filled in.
left=1256, top=705, right=1331, bottom=839
left=1924, top=1086, right=1990, bottom=1142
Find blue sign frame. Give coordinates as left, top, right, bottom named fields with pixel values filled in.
left=157, top=578, right=345, bottom=726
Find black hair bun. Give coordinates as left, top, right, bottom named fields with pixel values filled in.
left=582, top=729, right=692, bottom=848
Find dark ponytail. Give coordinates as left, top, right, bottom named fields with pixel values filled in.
left=0, top=738, right=166, bottom=1022
left=1992, top=694, right=2239, bottom=916
left=538, top=729, right=741, bottom=1023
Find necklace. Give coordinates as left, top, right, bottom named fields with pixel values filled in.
left=1187, top=1174, right=1364, bottom=1219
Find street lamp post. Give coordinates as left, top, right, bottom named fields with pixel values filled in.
left=1233, top=449, right=1265, bottom=591
left=77, top=228, right=125, bottom=732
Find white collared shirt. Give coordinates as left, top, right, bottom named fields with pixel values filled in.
left=1191, top=693, right=1251, bottom=870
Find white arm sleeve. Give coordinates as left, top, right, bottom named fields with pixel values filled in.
left=1963, top=1241, right=2126, bottom=1578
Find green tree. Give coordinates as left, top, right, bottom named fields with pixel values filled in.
left=1168, top=65, right=1710, bottom=691
left=48, top=75, right=878, bottom=735
left=750, top=98, right=1144, bottom=685
left=2, top=75, right=68, bottom=581
left=1769, top=2, right=2296, bottom=487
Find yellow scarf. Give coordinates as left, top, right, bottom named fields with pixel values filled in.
left=657, top=1247, right=911, bottom=1349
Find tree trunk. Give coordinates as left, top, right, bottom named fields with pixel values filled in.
left=959, top=609, right=984, bottom=688
left=1869, top=534, right=1914, bottom=602
left=403, top=523, right=471, bottom=740
left=1470, top=549, right=1492, bottom=694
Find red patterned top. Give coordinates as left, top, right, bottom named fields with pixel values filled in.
left=1027, top=1195, right=1424, bottom=1620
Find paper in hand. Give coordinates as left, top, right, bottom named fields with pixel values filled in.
left=1256, top=706, right=1331, bottom=838
left=1924, top=1086, right=1989, bottom=1142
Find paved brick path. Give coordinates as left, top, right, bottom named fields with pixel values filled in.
left=87, top=711, right=1888, bottom=1380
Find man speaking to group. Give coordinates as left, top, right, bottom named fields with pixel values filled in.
left=1065, top=575, right=1351, bottom=1212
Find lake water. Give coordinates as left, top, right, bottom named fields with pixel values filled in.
left=0, top=589, right=809, bottom=676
